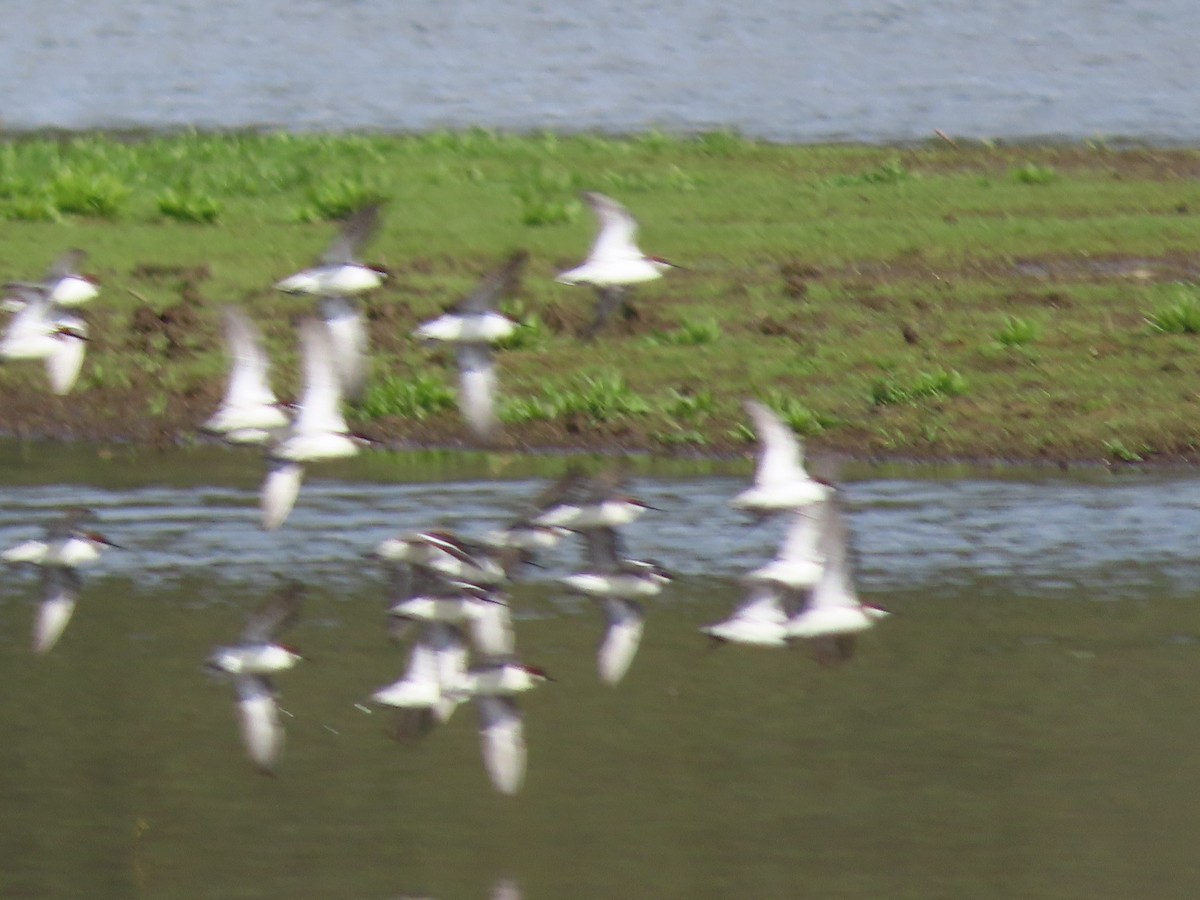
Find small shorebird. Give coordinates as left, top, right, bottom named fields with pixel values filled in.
left=202, top=306, right=289, bottom=445
left=275, top=204, right=387, bottom=296
left=732, top=399, right=831, bottom=515
left=746, top=500, right=826, bottom=589
left=373, top=529, right=509, bottom=586
left=370, top=620, right=469, bottom=737
left=532, top=468, right=653, bottom=531
left=0, top=287, right=89, bottom=395
left=556, top=192, right=678, bottom=339
left=3, top=248, right=99, bottom=310
left=414, top=250, right=526, bottom=344
left=700, top=582, right=794, bottom=648
left=207, top=583, right=304, bottom=774
left=453, top=660, right=551, bottom=795
left=414, top=252, right=528, bottom=445
left=260, top=320, right=366, bottom=531
left=785, top=500, right=888, bottom=664
left=1, top=508, right=119, bottom=654
left=560, top=526, right=671, bottom=685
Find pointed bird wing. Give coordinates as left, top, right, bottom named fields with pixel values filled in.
left=778, top=503, right=823, bottom=562
left=33, top=567, right=81, bottom=654
left=321, top=204, right=381, bottom=265
left=316, top=296, right=368, bottom=400
left=805, top=500, right=859, bottom=611
left=241, top=582, right=303, bottom=642
left=582, top=526, right=624, bottom=571
left=293, top=318, right=348, bottom=435
left=597, top=597, right=644, bottom=684
left=45, top=249, right=87, bottom=282
left=583, top=192, right=640, bottom=263
left=455, top=343, right=498, bottom=443
left=260, top=461, right=305, bottom=532
left=744, top=399, right=804, bottom=488
left=234, top=675, right=284, bottom=774
left=476, top=694, right=527, bottom=795
left=222, top=307, right=277, bottom=409
left=455, top=250, right=528, bottom=314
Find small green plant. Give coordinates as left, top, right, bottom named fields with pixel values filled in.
left=157, top=189, right=222, bottom=224
left=503, top=372, right=652, bottom=424
left=764, top=394, right=839, bottom=436
left=646, top=317, right=722, bottom=347
left=498, top=396, right=559, bottom=424
left=296, top=177, right=386, bottom=222
left=829, top=157, right=911, bottom=186
left=661, top=388, right=716, bottom=421
left=1147, top=287, right=1200, bottom=334
left=1102, top=438, right=1143, bottom=462
left=1012, top=163, right=1057, bottom=185
left=993, top=315, right=1041, bottom=348
left=870, top=369, right=967, bottom=406
left=1, top=195, right=62, bottom=222
left=50, top=168, right=130, bottom=218
left=547, top=372, right=651, bottom=421
left=652, top=426, right=710, bottom=448
left=695, top=129, right=749, bottom=157
left=513, top=166, right=582, bottom=226
left=355, top=373, right=455, bottom=420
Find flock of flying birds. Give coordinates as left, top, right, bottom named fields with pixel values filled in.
left=0, top=192, right=888, bottom=793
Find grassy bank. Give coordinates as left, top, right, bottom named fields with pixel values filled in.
left=2, top=130, right=1200, bottom=463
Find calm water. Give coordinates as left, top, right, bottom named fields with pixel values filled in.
left=3, top=0, right=1198, bottom=142
left=3, top=443, right=1200, bottom=898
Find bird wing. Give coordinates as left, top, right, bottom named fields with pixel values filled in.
left=805, top=501, right=859, bottom=611
left=222, top=307, right=277, bottom=409
left=234, top=675, right=284, bottom=774
left=240, top=582, right=303, bottom=642
left=597, top=598, right=644, bottom=684
left=321, top=203, right=381, bottom=264
left=583, top=192, right=641, bottom=262
left=260, top=461, right=305, bottom=532
left=467, top=594, right=515, bottom=658
left=45, top=327, right=87, bottom=395
left=33, top=566, right=81, bottom=654
left=744, top=399, right=804, bottom=487
left=582, top=526, right=624, bottom=571
left=476, top=694, right=527, bottom=795
left=292, top=319, right=348, bottom=435
left=732, top=583, right=790, bottom=626
left=455, top=250, right=528, bottom=314
left=456, top=343, right=498, bottom=443
left=778, top=504, right=823, bottom=562
left=316, top=297, right=368, bottom=400
left=45, top=249, right=87, bottom=282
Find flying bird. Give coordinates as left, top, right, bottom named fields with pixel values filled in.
left=207, top=583, right=304, bottom=774
left=0, top=287, right=89, bottom=395
left=1, top=508, right=118, bottom=654
left=556, top=192, right=677, bottom=339
left=275, top=204, right=387, bottom=296
left=2, top=248, right=99, bottom=310
left=202, top=307, right=289, bottom=445
left=413, top=251, right=528, bottom=444
left=732, top=399, right=831, bottom=516
left=260, top=320, right=364, bottom=531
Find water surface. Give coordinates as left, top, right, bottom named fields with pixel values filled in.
left=3, top=0, right=1197, bottom=142
left=2, top=444, right=1200, bottom=898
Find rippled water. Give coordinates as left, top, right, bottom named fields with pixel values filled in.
left=5, top=444, right=1200, bottom=898
left=2, top=0, right=1196, bottom=141
left=0, top=444, right=1195, bottom=601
